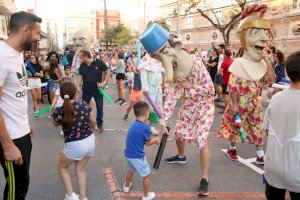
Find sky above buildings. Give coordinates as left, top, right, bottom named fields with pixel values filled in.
left=14, top=0, right=161, bottom=21
left=14, top=0, right=162, bottom=47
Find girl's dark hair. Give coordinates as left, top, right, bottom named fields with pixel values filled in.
left=213, top=48, right=219, bottom=57
left=49, top=58, right=59, bottom=74
left=30, top=54, right=38, bottom=63
left=118, top=51, right=124, bottom=59
left=224, top=50, right=232, bottom=57
left=275, top=50, right=285, bottom=64
left=47, top=51, right=60, bottom=64
left=60, top=81, right=77, bottom=130
left=286, top=51, right=300, bottom=83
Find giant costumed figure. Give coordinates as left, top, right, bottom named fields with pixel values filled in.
left=140, top=24, right=215, bottom=195
left=217, top=4, right=275, bottom=164
left=71, top=29, right=94, bottom=74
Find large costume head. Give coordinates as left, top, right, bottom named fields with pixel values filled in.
left=140, top=23, right=193, bottom=81
left=238, top=4, right=271, bottom=62
left=72, top=29, right=93, bottom=52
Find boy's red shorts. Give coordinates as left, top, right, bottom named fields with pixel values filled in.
left=130, top=90, right=142, bottom=102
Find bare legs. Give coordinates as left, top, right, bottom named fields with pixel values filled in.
left=125, top=101, right=135, bottom=116
left=125, top=171, right=151, bottom=197
left=57, top=154, right=91, bottom=200
left=175, top=139, right=210, bottom=180
left=117, top=80, right=124, bottom=99
left=30, top=88, right=41, bottom=111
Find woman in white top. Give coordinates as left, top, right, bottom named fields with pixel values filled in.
left=263, top=51, right=300, bottom=200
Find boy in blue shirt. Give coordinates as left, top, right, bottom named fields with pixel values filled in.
left=123, top=101, right=160, bottom=200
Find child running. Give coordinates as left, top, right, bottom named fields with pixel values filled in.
left=123, top=63, right=142, bottom=120
left=52, top=81, right=96, bottom=200
left=123, top=101, right=160, bottom=200
left=263, top=51, right=300, bottom=200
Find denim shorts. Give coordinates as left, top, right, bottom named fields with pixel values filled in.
left=214, top=74, right=222, bottom=85
left=126, top=157, right=151, bottom=178
left=63, top=134, right=95, bottom=160
left=49, top=80, right=59, bottom=91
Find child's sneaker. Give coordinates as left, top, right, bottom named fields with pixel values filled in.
left=120, top=99, right=126, bottom=106
left=255, top=156, right=264, bottom=165
left=115, top=98, right=122, bottom=103
left=198, top=178, right=209, bottom=196
left=142, top=192, right=155, bottom=200
left=123, top=182, right=132, bottom=193
left=64, top=193, right=79, bottom=200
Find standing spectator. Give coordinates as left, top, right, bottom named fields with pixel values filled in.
left=115, top=51, right=127, bottom=105
left=77, top=50, right=110, bottom=133
left=0, top=11, right=41, bottom=200
left=215, top=44, right=225, bottom=103
left=206, top=48, right=219, bottom=101
left=263, top=51, right=300, bottom=200
left=26, top=54, right=44, bottom=112
left=274, top=50, right=286, bottom=83
left=218, top=50, right=234, bottom=113
left=49, top=58, right=63, bottom=103
left=66, top=46, right=76, bottom=67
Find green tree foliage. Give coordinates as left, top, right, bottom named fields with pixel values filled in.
left=101, top=24, right=133, bottom=46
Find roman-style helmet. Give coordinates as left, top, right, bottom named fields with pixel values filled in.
left=238, top=4, right=271, bottom=51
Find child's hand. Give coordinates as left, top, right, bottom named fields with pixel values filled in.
left=154, top=137, right=161, bottom=145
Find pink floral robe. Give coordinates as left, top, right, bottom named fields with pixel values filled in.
left=160, top=57, right=215, bottom=149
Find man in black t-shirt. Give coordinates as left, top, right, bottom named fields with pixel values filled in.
left=77, top=50, right=110, bottom=132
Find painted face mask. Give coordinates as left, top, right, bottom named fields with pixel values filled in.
left=229, top=4, right=271, bottom=81
left=140, top=24, right=193, bottom=81
left=72, top=30, right=93, bottom=52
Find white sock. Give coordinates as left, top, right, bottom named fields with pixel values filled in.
left=257, top=150, right=264, bottom=158
left=229, top=145, right=236, bottom=150
left=178, top=155, right=184, bottom=158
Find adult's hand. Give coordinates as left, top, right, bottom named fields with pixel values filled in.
left=159, top=124, right=169, bottom=135
left=97, top=82, right=105, bottom=88
left=3, top=143, right=23, bottom=165
left=29, top=125, right=35, bottom=138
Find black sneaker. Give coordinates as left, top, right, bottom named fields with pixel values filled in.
left=198, top=178, right=209, bottom=196
left=124, top=114, right=128, bottom=120
left=115, top=98, right=122, bottom=103
left=165, top=155, right=187, bottom=164
left=120, top=99, right=126, bottom=106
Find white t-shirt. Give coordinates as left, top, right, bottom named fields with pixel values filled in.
left=0, top=41, right=30, bottom=139
left=263, top=89, right=300, bottom=192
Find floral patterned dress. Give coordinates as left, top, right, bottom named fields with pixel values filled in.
left=217, top=74, right=264, bottom=145
left=160, top=57, right=215, bottom=149
left=138, top=56, right=164, bottom=112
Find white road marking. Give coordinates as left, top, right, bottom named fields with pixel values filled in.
left=104, top=128, right=128, bottom=132
left=221, top=149, right=264, bottom=175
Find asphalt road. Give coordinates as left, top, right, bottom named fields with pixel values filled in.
left=0, top=86, right=268, bottom=200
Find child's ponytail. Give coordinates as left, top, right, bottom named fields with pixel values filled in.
left=60, top=81, right=77, bottom=130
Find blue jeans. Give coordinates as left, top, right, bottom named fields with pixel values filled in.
left=82, top=92, right=103, bottom=126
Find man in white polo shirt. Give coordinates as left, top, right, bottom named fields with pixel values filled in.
left=0, top=11, right=41, bottom=200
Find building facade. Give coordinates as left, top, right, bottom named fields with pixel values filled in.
left=95, top=10, right=121, bottom=40
left=0, top=0, right=16, bottom=38
left=159, top=0, right=300, bottom=55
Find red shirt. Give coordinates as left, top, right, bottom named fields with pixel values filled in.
left=221, top=57, right=234, bottom=85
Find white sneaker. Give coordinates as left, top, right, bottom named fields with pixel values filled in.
left=142, top=192, right=155, bottom=200
left=123, top=182, right=132, bottom=192
left=76, top=195, right=87, bottom=200
left=64, top=193, right=79, bottom=200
